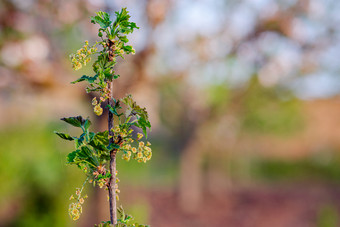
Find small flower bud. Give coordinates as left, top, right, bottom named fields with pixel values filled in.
left=94, top=104, right=103, bottom=116
left=137, top=133, right=143, bottom=140
left=92, top=97, right=98, bottom=105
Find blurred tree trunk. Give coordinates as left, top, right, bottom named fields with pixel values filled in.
left=178, top=139, right=204, bottom=213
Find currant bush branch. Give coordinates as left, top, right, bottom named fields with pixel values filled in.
left=55, top=8, right=151, bottom=226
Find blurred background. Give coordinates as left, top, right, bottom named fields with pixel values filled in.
left=1, top=0, right=340, bottom=226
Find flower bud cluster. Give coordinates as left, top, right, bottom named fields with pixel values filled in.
left=70, top=40, right=97, bottom=70
left=109, top=40, right=136, bottom=59
left=135, top=140, right=152, bottom=163
left=120, top=132, right=152, bottom=163
left=101, top=85, right=111, bottom=100
left=92, top=165, right=110, bottom=188
left=68, top=188, right=88, bottom=220
left=91, top=97, right=104, bottom=116
left=113, top=125, right=134, bottom=143
left=112, top=125, right=133, bottom=162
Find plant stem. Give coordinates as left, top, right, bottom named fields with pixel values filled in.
left=107, top=81, right=117, bottom=225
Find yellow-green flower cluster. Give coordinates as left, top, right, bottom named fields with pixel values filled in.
left=115, top=183, right=120, bottom=201
left=68, top=188, right=88, bottom=221
left=122, top=146, right=132, bottom=161
left=120, top=132, right=152, bottom=163
left=70, top=40, right=97, bottom=70
left=91, top=97, right=103, bottom=116
left=135, top=141, right=152, bottom=163
left=113, top=125, right=133, bottom=142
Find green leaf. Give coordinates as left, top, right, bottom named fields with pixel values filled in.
left=121, top=95, right=151, bottom=136
left=67, top=150, right=78, bottom=164
left=121, top=94, right=134, bottom=107
left=77, top=146, right=99, bottom=167
left=135, top=116, right=151, bottom=138
left=113, top=8, right=139, bottom=36
left=54, top=131, right=74, bottom=141
left=91, top=11, right=112, bottom=29
left=129, top=22, right=139, bottom=29
left=61, top=116, right=86, bottom=127
left=86, top=87, right=102, bottom=93
left=107, top=101, right=123, bottom=117
left=89, top=131, right=109, bottom=151
left=78, top=146, right=91, bottom=158
left=104, top=68, right=113, bottom=80
left=107, top=143, right=120, bottom=150
left=84, top=119, right=91, bottom=131
left=118, top=35, right=129, bottom=43
left=121, top=95, right=151, bottom=120
left=122, top=45, right=134, bottom=54
left=61, top=116, right=91, bottom=131
left=75, top=133, right=85, bottom=148
left=71, top=75, right=98, bottom=84
left=105, top=60, right=116, bottom=68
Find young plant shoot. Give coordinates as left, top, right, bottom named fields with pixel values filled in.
left=55, top=8, right=151, bottom=227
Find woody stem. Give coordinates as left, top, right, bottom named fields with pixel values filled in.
left=107, top=80, right=117, bottom=225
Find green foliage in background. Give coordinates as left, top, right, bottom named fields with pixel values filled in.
left=240, top=77, right=303, bottom=135
left=317, top=205, right=339, bottom=227
left=0, top=122, right=81, bottom=227
left=251, top=152, right=340, bottom=183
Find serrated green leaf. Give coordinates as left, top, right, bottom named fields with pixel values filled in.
left=129, top=22, right=139, bottom=29
left=84, top=119, right=91, bottom=131
left=134, top=116, right=151, bottom=138
left=105, top=61, right=116, bottom=69
left=119, top=36, right=129, bottom=43
left=61, top=116, right=86, bottom=127
left=71, top=75, right=98, bottom=84
left=76, top=146, right=99, bottom=167
left=122, top=45, right=134, bottom=54
left=91, top=11, right=112, bottom=29
left=121, top=95, right=151, bottom=137
left=121, top=94, right=134, bottom=107
left=112, top=7, right=139, bottom=37
left=86, top=87, right=102, bottom=93
left=54, top=131, right=74, bottom=141
left=67, top=150, right=78, bottom=163
left=89, top=131, right=109, bottom=151
left=78, top=145, right=91, bottom=158
left=107, top=102, right=123, bottom=117
left=61, top=116, right=92, bottom=132
left=104, top=68, right=113, bottom=80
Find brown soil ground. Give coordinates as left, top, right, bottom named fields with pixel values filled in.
left=145, top=185, right=340, bottom=227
